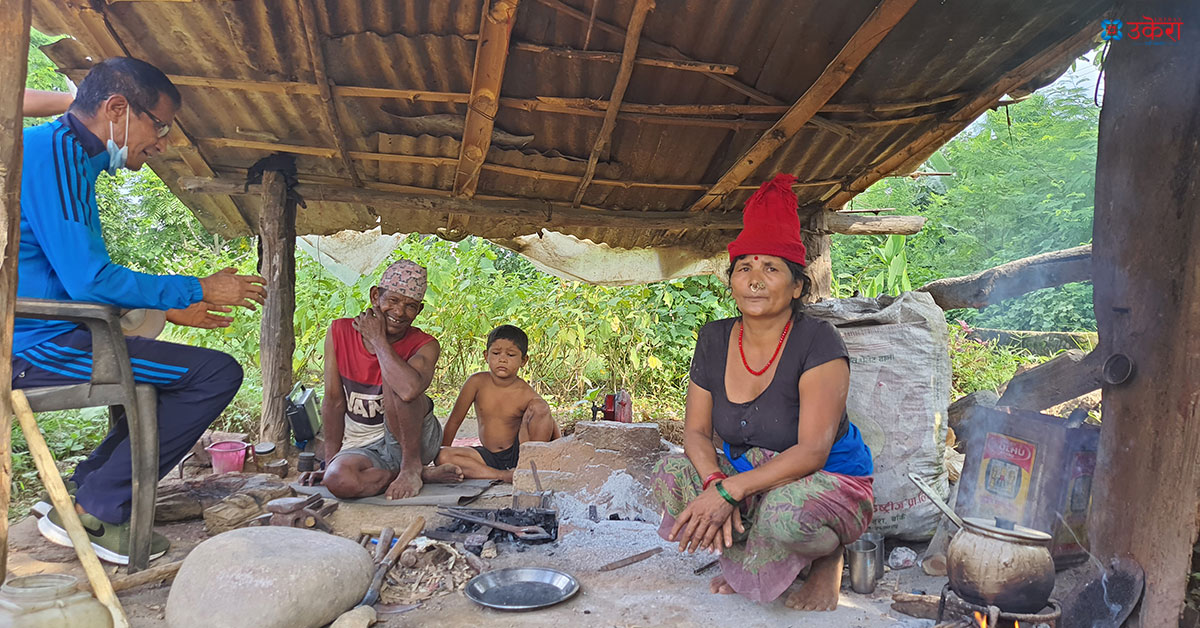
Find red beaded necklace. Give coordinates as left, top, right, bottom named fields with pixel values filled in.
left=738, top=319, right=792, bottom=376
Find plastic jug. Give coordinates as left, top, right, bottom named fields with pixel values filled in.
left=0, top=574, right=112, bottom=628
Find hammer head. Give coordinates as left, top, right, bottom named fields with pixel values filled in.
left=266, top=494, right=321, bottom=514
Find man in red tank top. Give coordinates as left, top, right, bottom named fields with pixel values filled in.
left=307, top=260, right=463, bottom=499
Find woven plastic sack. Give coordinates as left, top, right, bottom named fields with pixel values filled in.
left=807, top=292, right=951, bottom=540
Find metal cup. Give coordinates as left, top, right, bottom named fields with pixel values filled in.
left=846, top=539, right=878, bottom=594
left=861, top=532, right=885, bottom=580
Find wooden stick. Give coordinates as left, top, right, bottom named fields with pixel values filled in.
left=531, top=0, right=780, bottom=106
left=533, top=96, right=788, bottom=116
left=177, top=176, right=926, bottom=235
left=598, top=547, right=663, bottom=571
left=688, top=0, right=919, bottom=212
left=826, top=19, right=1102, bottom=208
left=0, top=0, right=30, bottom=582
left=80, top=560, right=183, bottom=593
left=12, top=390, right=130, bottom=628
left=891, top=592, right=942, bottom=619
left=506, top=41, right=738, bottom=74
left=820, top=92, right=969, bottom=113
left=374, top=527, right=395, bottom=564
left=454, top=0, right=521, bottom=198
left=573, top=0, right=655, bottom=207
left=296, top=0, right=361, bottom=186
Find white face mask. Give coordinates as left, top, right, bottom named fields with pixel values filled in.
left=105, top=113, right=130, bottom=174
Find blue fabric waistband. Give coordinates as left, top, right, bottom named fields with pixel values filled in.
left=723, top=422, right=873, bottom=477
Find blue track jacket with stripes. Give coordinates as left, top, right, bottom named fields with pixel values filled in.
left=15, top=115, right=203, bottom=353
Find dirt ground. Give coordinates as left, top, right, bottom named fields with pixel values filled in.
left=5, top=419, right=957, bottom=627
left=6, top=482, right=950, bottom=628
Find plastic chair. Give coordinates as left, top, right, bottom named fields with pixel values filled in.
left=14, top=298, right=159, bottom=573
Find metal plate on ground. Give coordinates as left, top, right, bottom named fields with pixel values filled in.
left=464, top=567, right=580, bottom=611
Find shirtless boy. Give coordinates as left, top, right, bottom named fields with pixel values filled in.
left=436, top=325, right=560, bottom=481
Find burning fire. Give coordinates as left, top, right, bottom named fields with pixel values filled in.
left=973, top=613, right=1018, bottom=628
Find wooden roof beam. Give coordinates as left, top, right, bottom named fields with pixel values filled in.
left=826, top=18, right=1103, bottom=209
left=454, top=0, right=521, bottom=198
left=688, top=0, right=919, bottom=212
left=177, top=176, right=925, bottom=235
left=296, top=0, right=361, bottom=187
left=464, top=38, right=740, bottom=75
left=572, top=0, right=655, bottom=207
left=193, top=135, right=850, bottom=191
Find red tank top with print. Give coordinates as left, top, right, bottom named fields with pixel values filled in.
left=330, top=317, right=434, bottom=431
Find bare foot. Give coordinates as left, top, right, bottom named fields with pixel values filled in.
left=709, top=574, right=736, bottom=595
left=785, top=550, right=842, bottom=611
left=421, top=463, right=464, bottom=484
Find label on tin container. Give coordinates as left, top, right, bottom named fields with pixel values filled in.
left=1054, top=450, right=1096, bottom=556
left=977, top=432, right=1037, bottom=518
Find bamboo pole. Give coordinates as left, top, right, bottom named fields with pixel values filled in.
left=296, top=0, right=361, bottom=186
left=12, top=390, right=130, bottom=628
left=0, top=0, right=30, bottom=584
left=688, top=0, right=920, bottom=212
left=572, top=0, right=655, bottom=207
left=454, top=0, right=521, bottom=198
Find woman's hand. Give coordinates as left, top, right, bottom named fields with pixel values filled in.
left=668, top=487, right=746, bottom=553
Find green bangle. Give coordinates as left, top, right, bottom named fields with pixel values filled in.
left=714, top=480, right=739, bottom=506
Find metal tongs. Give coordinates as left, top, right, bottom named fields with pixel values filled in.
left=436, top=507, right=554, bottom=541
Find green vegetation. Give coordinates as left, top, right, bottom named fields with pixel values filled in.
left=834, top=77, right=1099, bottom=331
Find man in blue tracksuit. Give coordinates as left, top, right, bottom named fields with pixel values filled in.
left=15, top=57, right=267, bottom=564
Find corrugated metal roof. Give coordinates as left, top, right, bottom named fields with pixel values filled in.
left=31, top=0, right=1109, bottom=259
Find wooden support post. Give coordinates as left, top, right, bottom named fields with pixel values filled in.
left=572, top=0, right=655, bottom=207
left=1088, top=3, right=1200, bottom=625
left=257, top=171, right=296, bottom=447
left=454, top=0, right=521, bottom=198
left=0, top=0, right=30, bottom=582
left=801, top=208, right=832, bottom=303
left=687, top=0, right=918, bottom=212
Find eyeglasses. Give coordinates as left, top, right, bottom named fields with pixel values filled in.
left=141, top=109, right=172, bottom=138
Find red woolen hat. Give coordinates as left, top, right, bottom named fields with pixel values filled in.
left=726, top=173, right=807, bottom=266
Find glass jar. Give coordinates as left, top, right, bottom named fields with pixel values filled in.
left=0, top=574, right=113, bottom=628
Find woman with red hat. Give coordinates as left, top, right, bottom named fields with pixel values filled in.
left=650, top=174, right=874, bottom=611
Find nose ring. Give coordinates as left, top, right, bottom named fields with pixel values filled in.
left=750, top=281, right=765, bottom=293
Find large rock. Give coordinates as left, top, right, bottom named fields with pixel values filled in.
left=167, top=527, right=373, bottom=628
left=513, top=421, right=670, bottom=524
